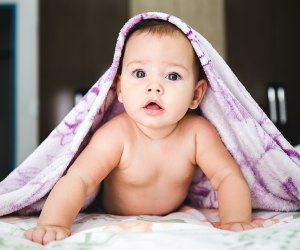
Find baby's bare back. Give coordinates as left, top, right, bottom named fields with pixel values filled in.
left=100, top=113, right=199, bottom=215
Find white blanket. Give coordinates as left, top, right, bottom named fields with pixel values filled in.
left=0, top=207, right=299, bottom=249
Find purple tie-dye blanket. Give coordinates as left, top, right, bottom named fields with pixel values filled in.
left=1, top=12, right=300, bottom=216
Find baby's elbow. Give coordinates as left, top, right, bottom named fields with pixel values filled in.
left=64, top=171, right=96, bottom=196
left=210, top=170, right=243, bottom=191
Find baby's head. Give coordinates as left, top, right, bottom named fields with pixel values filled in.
left=116, top=19, right=207, bottom=128
left=118, top=19, right=206, bottom=81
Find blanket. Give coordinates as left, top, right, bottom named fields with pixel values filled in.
left=0, top=12, right=300, bottom=216
left=1, top=207, right=300, bottom=249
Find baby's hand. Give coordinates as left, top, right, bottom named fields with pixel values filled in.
left=219, top=221, right=263, bottom=232
left=25, top=225, right=71, bottom=245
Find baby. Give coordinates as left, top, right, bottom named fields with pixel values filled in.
left=25, top=19, right=259, bottom=245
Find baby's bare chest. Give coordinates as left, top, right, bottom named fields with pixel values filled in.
left=112, top=139, right=196, bottom=186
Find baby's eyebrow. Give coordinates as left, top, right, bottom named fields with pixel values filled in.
left=125, top=60, right=148, bottom=69
left=125, top=60, right=189, bottom=73
left=167, top=62, right=188, bottom=72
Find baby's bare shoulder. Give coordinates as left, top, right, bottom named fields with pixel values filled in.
left=182, top=114, right=220, bottom=142
left=92, top=112, right=131, bottom=141
left=182, top=114, right=215, bottom=131
left=102, top=112, right=131, bottom=129
left=107, top=112, right=131, bottom=127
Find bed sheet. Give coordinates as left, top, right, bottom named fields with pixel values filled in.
left=0, top=206, right=299, bottom=250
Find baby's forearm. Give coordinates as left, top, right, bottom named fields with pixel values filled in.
left=217, top=173, right=252, bottom=225
left=38, top=174, right=88, bottom=229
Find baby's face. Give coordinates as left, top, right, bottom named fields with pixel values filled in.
left=117, top=31, right=202, bottom=130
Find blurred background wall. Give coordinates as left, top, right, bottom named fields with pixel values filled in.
left=0, top=0, right=299, bottom=180
left=39, top=0, right=128, bottom=142
left=129, top=0, right=227, bottom=58
left=0, top=0, right=38, bottom=180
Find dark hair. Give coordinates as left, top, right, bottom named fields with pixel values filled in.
left=117, top=19, right=206, bottom=81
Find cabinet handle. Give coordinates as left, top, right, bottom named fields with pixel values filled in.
left=277, top=87, right=287, bottom=125
left=268, top=86, right=277, bottom=123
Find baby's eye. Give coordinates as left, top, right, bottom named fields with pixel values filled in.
left=133, top=70, right=146, bottom=78
left=166, top=73, right=181, bottom=81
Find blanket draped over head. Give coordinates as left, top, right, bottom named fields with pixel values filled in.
left=1, top=12, right=300, bottom=216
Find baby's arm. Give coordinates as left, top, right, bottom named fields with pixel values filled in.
left=195, top=118, right=257, bottom=231
left=25, top=120, right=123, bottom=244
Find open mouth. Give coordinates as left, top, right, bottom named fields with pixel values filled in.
left=144, top=101, right=163, bottom=110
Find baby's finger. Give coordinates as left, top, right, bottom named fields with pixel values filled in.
left=231, top=223, right=245, bottom=232
left=32, top=228, right=46, bottom=245
left=43, top=229, right=56, bottom=245
left=221, top=223, right=243, bottom=232
left=241, top=223, right=255, bottom=231
left=250, top=220, right=264, bottom=228
left=24, top=228, right=34, bottom=240
left=55, top=230, right=69, bottom=241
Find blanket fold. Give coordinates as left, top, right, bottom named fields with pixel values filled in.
left=1, top=12, right=300, bottom=216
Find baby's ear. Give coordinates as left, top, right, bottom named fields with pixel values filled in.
left=115, top=75, right=123, bottom=103
left=189, top=79, right=207, bottom=109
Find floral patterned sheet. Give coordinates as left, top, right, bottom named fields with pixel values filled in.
left=0, top=206, right=299, bottom=250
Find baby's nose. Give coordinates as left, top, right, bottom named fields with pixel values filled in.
left=147, top=87, right=162, bottom=93
left=146, top=81, right=164, bottom=94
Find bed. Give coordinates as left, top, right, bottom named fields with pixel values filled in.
left=1, top=206, right=300, bottom=249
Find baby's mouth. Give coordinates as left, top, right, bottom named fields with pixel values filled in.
left=144, top=102, right=163, bottom=110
